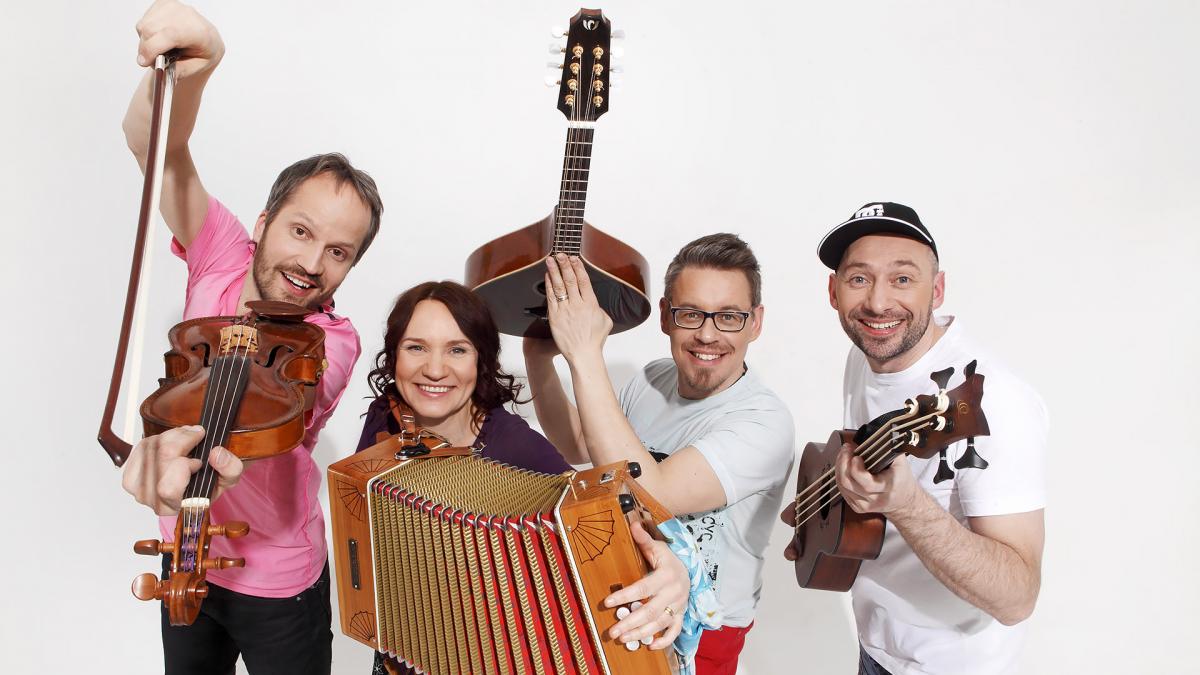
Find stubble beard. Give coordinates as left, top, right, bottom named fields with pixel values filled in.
left=251, top=249, right=331, bottom=310
left=842, top=301, right=933, bottom=365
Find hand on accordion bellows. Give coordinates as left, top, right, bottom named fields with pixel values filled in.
left=602, top=521, right=688, bottom=650
left=121, top=426, right=244, bottom=516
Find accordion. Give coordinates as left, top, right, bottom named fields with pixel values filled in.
left=329, top=432, right=680, bottom=675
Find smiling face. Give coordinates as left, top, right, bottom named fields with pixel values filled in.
left=249, top=173, right=371, bottom=310
left=393, top=299, right=480, bottom=436
left=661, top=266, right=763, bottom=399
left=829, top=234, right=945, bottom=373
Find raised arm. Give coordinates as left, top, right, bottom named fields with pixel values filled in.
left=543, top=255, right=728, bottom=516
left=122, top=0, right=224, bottom=247
left=522, top=337, right=589, bottom=464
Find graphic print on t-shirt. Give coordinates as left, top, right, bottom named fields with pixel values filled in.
left=646, top=440, right=726, bottom=591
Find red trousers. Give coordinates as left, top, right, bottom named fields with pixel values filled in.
left=695, top=623, right=753, bottom=675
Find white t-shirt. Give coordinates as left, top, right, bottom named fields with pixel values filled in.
left=619, top=358, right=795, bottom=627
left=845, top=316, right=1048, bottom=675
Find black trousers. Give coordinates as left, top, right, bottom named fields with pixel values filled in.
left=160, top=554, right=332, bottom=675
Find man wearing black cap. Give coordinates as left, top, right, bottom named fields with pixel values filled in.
left=786, top=203, right=1048, bottom=675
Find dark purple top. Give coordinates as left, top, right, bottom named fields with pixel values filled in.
left=354, top=396, right=571, bottom=474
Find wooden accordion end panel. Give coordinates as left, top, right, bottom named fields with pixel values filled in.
left=328, top=441, right=679, bottom=675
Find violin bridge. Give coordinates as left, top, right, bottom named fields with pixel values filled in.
left=219, top=326, right=260, bottom=355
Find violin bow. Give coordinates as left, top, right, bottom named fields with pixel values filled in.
left=98, top=54, right=177, bottom=467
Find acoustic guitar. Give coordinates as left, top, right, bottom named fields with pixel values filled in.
left=790, top=361, right=992, bottom=591
left=465, top=9, right=651, bottom=338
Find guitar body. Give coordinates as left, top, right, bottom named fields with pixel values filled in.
left=466, top=213, right=651, bottom=337
left=792, top=430, right=887, bottom=591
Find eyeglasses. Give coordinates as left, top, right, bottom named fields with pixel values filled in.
left=668, top=306, right=752, bottom=332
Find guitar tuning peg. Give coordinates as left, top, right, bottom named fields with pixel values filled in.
left=551, top=25, right=566, bottom=38
left=548, top=42, right=565, bottom=55
left=611, top=45, right=625, bottom=59
left=610, top=64, right=624, bottom=74
left=547, top=60, right=564, bottom=70
left=544, top=74, right=561, bottom=87
left=611, top=29, right=626, bottom=40
left=610, top=75, right=624, bottom=88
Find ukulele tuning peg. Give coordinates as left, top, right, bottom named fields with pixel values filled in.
left=933, top=447, right=955, bottom=484
left=953, top=436, right=989, bottom=471
left=929, top=366, right=954, bottom=391
left=131, top=572, right=165, bottom=601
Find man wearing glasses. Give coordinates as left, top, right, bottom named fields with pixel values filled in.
left=524, top=235, right=794, bottom=675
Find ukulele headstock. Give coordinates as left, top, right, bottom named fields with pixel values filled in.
left=905, top=360, right=991, bottom=459
left=554, top=9, right=612, bottom=121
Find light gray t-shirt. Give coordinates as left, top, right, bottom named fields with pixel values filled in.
left=619, top=358, right=795, bottom=627
left=846, top=316, right=1048, bottom=675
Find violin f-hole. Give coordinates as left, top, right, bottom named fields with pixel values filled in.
left=255, top=344, right=294, bottom=368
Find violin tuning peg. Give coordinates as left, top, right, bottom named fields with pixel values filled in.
left=929, top=367, right=954, bottom=391
left=131, top=573, right=165, bottom=601
left=133, top=539, right=170, bottom=556
left=207, top=521, right=249, bottom=539
left=203, top=556, right=246, bottom=571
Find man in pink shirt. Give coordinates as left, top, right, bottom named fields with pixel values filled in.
left=118, top=2, right=382, bottom=673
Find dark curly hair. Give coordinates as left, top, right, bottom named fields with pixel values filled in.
left=367, top=281, right=526, bottom=425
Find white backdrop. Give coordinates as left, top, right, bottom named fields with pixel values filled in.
left=2, top=1, right=1197, bottom=673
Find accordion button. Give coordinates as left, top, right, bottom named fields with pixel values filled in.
left=631, top=600, right=644, bottom=611
left=625, top=640, right=640, bottom=652
left=641, top=635, right=654, bottom=646
left=615, top=606, right=631, bottom=620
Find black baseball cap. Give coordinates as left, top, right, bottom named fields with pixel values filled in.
left=817, top=202, right=937, bottom=270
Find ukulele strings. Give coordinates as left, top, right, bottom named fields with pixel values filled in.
left=792, top=413, right=940, bottom=530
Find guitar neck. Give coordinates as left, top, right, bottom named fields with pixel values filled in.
left=552, top=123, right=596, bottom=255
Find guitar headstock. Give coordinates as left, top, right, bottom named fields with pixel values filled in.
left=906, top=360, right=991, bottom=459
left=554, top=9, right=612, bottom=121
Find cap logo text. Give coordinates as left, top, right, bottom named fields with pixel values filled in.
left=855, top=204, right=885, bottom=219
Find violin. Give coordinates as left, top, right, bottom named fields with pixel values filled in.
left=789, top=361, right=991, bottom=591
left=98, top=55, right=327, bottom=625
left=464, top=9, right=651, bottom=338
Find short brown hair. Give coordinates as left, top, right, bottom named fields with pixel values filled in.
left=663, top=233, right=762, bottom=306
left=263, top=152, right=383, bottom=264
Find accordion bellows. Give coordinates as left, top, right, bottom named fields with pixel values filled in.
left=329, top=437, right=678, bottom=675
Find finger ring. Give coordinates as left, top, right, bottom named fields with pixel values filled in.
left=554, top=293, right=568, bottom=301
left=663, top=605, right=675, bottom=617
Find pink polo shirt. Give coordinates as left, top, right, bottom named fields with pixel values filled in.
left=158, top=195, right=360, bottom=597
